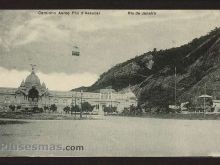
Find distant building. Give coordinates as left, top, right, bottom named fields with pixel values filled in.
left=212, top=100, right=220, bottom=112
left=0, top=68, right=137, bottom=113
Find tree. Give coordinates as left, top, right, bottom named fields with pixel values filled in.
left=122, top=107, right=129, bottom=115
left=44, top=106, right=49, bottom=112
left=71, top=105, right=80, bottom=116
left=103, top=105, right=118, bottom=114
left=111, top=106, right=117, bottom=113
left=17, top=105, right=21, bottom=110
left=81, top=102, right=94, bottom=112
left=50, top=104, right=57, bottom=112
left=128, top=105, right=142, bottom=115
left=31, top=107, right=43, bottom=113
left=33, top=107, right=38, bottom=113
left=130, top=104, right=136, bottom=115
left=63, top=106, right=71, bottom=114
left=9, top=104, right=15, bottom=111
left=103, top=105, right=108, bottom=114
left=39, top=108, right=43, bottom=113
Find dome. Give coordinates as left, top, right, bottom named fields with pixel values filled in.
left=42, top=82, right=46, bottom=88
left=25, top=71, right=41, bottom=87
left=20, top=80, right=25, bottom=87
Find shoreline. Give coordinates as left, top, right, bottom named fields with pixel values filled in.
left=1, top=111, right=220, bottom=121
left=0, top=112, right=99, bottom=121
left=117, top=113, right=220, bottom=120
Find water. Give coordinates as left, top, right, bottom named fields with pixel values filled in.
left=1, top=116, right=220, bottom=157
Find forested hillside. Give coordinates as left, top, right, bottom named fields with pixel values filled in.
left=73, top=27, right=220, bottom=108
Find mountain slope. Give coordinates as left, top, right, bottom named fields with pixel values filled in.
left=73, top=27, right=220, bottom=107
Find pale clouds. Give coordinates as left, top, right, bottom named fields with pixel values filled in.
left=38, top=72, right=98, bottom=91
left=0, top=10, right=220, bottom=89
left=0, top=67, right=98, bottom=90
left=1, top=10, right=219, bottom=49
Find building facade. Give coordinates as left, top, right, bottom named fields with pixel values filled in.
left=0, top=69, right=137, bottom=113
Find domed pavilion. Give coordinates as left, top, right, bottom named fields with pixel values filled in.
left=15, top=66, right=49, bottom=107
left=0, top=65, right=137, bottom=112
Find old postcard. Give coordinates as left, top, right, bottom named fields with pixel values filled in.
left=0, top=10, right=220, bottom=157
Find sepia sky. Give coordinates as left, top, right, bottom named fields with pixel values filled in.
left=0, top=10, right=220, bottom=90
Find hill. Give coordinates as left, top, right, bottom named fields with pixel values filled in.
left=72, top=27, right=220, bottom=108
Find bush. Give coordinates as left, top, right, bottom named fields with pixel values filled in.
left=33, top=107, right=43, bottom=113
left=71, top=105, right=80, bottom=113
left=44, top=106, right=49, bottom=111
left=81, top=102, right=95, bottom=112
left=16, top=105, right=21, bottom=110
left=9, top=105, right=16, bottom=111
left=33, top=107, right=38, bottom=112
left=122, top=108, right=130, bottom=115
left=103, top=105, right=117, bottom=114
left=39, top=108, right=43, bottom=113
left=50, top=104, right=57, bottom=112
left=63, top=106, right=70, bottom=114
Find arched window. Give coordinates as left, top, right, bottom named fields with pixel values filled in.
left=28, top=87, right=39, bottom=101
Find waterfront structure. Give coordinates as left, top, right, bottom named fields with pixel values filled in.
left=212, top=100, right=220, bottom=112
left=0, top=68, right=137, bottom=113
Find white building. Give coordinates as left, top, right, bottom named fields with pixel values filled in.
left=0, top=69, right=137, bottom=113
left=212, top=100, right=220, bottom=113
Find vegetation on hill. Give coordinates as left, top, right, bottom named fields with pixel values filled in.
left=73, top=27, right=220, bottom=108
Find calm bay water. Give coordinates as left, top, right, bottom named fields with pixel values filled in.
left=1, top=116, right=220, bottom=156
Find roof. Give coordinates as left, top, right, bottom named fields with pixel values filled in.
left=25, top=71, right=41, bottom=86
left=199, top=94, right=212, bottom=98
left=0, top=87, right=17, bottom=94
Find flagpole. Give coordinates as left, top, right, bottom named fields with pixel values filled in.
left=80, top=90, right=83, bottom=119
left=175, top=67, right=177, bottom=108
left=204, top=83, right=206, bottom=117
